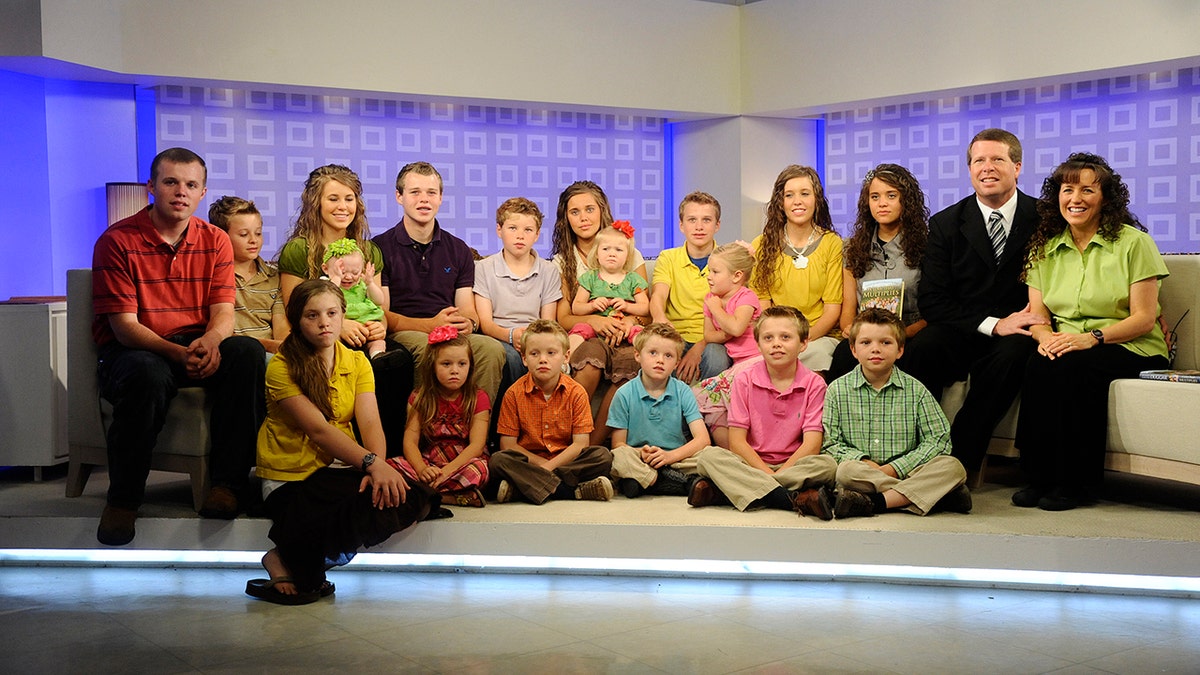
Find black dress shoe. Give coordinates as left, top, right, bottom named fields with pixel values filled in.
left=1011, top=487, right=1045, bottom=508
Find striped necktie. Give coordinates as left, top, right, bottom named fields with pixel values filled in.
left=987, top=210, right=1006, bottom=261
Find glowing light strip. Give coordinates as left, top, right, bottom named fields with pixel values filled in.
left=2, top=549, right=1197, bottom=594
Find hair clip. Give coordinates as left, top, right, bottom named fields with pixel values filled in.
left=322, top=238, right=360, bottom=264
left=612, top=220, right=635, bottom=239
left=428, top=325, right=459, bottom=345
left=732, top=239, right=756, bottom=255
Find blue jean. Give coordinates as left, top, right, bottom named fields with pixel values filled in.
left=687, top=341, right=733, bottom=380
left=97, top=335, right=265, bottom=509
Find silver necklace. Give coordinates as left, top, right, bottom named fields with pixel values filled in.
left=786, top=228, right=819, bottom=269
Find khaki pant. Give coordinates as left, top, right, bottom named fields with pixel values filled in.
left=835, top=455, right=966, bottom=515
left=695, top=446, right=837, bottom=511
left=611, top=444, right=701, bottom=489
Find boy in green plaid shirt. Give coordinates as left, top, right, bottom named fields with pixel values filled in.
left=822, top=308, right=971, bottom=517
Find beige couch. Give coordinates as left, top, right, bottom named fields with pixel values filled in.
left=65, top=269, right=211, bottom=510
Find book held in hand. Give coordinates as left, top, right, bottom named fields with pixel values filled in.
left=860, top=278, right=904, bottom=317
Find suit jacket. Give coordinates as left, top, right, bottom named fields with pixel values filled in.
left=918, top=190, right=1038, bottom=334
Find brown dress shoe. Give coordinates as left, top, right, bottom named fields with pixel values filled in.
left=833, top=489, right=876, bottom=519
left=792, top=486, right=833, bottom=521
left=687, top=478, right=729, bottom=507
left=199, top=486, right=239, bottom=519
left=97, top=505, right=138, bottom=546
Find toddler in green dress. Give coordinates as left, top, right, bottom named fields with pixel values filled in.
left=322, top=238, right=387, bottom=358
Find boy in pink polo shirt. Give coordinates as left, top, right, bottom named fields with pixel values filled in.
left=689, top=306, right=836, bottom=518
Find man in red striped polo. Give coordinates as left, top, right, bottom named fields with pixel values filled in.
left=92, top=147, right=266, bottom=546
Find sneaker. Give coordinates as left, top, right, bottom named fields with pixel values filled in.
left=793, top=486, right=834, bottom=521
left=686, top=477, right=729, bottom=507
left=97, top=504, right=138, bottom=546
left=575, top=476, right=614, bottom=501
left=933, top=485, right=973, bottom=514
left=198, top=486, right=239, bottom=520
left=650, top=468, right=692, bottom=497
left=833, top=489, right=875, bottom=519
left=495, top=480, right=514, bottom=504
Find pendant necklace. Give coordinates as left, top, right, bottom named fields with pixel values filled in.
left=786, top=228, right=819, bottom=269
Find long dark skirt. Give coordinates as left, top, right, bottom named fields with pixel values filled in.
left=264, top=467, right=436, bottom=592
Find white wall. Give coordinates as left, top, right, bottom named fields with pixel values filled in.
left=671, top=116, right=818, bottom=242
left=33, top=0, right=742, bottom=117
left=740, top=0, right=1200, bottom=115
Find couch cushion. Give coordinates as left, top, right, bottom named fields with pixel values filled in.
left=1108, top=378, right=1200, bottom=464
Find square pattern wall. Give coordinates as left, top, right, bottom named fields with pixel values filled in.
left=155, top=86, right=667, bottom=259
left=824, top=67, right=1200, bottom=253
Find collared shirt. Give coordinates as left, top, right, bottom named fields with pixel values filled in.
left=91, top=206, right=235, bottom=345
left=751, top=231, right=844, bottom=328
left=257, top=342, right=374, bottom=482
left=474, top=253, right=562, bottom=330
left=496, top=372, right=593, bottom=457
left=727, top=360, right=826, bottom=465
left=233, top=258, right=283, bottom=340
left=608, top=373, right=702, bottom=449
left=975, top=192, right=1020, bottom=336
left=821, top=365, right=950, bottom=479
left=1028, top=224, right=1169, bottom=358
left=373, top=220, right=475, bottom=318
left=651, top=246, right=711, bottom=342
left=976, top=191, right=1019, bottom=239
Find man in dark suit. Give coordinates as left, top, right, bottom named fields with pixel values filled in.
left=902, top=128, right=1047, bottom=479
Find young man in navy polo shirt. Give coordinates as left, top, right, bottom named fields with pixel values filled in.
left=373, top=161, right=504, bottom=403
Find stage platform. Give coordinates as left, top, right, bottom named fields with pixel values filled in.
left=2, top=462, right=1198, bottom=594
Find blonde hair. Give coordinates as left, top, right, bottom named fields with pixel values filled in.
left=633, top=322, right=685, bottom=356
left=710, top=242, right=755, bottom=285
left=753, top=305, right=810, bottom=342
left=586, top=226, right=636, bottom=274
left=521, top=319, right=570, bottom=352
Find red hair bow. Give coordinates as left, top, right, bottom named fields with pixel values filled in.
left=428, top=325, right=459, bottom=345
left=612, top=220, right=635, bottom=239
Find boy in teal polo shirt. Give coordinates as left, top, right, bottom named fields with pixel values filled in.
left=608, top=323, right=712, bottom=497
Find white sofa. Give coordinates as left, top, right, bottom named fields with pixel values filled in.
left=1105, top=254, right=1200, bottom=484
left=65, top=269, right=212, bottom=510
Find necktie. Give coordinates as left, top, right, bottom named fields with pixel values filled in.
left=987, top=210, right=1006, bottom=261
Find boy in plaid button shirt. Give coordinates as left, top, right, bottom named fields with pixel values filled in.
left=823, top=308, right=971, bottom=518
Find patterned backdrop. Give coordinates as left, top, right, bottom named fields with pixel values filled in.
left=155, top=86, right=668, bottom=259
left=824, top=67, right=1200, bottom=253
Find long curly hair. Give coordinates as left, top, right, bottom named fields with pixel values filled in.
left=843, top=164, right=930, bottom=278
left=410, top=335, right=479, bottom=440
left=279, top=279, right=345, bottom=420
left=550, top=181, right=614, bottom=299
left=752, top=165, right=834, bottom=297
left=1024, top=152, right=1144, bottom=277
left=281, top=165, right=373, bottom=278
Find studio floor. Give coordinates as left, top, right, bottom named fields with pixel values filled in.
left=3, top=566, right=1200, bottom=674
left=2, top=462, right=1200, bottom=673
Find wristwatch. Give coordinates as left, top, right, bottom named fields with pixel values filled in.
left=469, top=317, right=479, bottom=334
left=361, top=452, right=377, bottom=472
left=1090, top=329, right=1105, bottom=344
